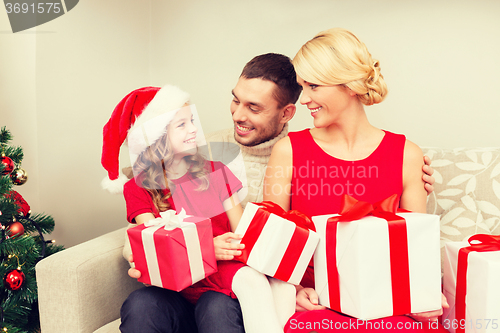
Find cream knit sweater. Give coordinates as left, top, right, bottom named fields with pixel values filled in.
left=205, top=124, right=289, bottom=208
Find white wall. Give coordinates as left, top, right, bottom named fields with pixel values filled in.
left=1, top=0, right=152, bottom=247
left=151, top=0, right=500, bottom=148
left=1, top=0, right=499, bottom=247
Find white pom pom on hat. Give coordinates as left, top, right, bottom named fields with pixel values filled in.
left=101, top=85, right=190, bottom=193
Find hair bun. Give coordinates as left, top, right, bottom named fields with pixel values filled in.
left=360, top=59, right=387, bottom=106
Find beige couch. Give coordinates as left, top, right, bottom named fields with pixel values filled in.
left=35, top=147, right=500, bottom=333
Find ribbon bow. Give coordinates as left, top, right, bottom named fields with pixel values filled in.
left=254, top=201, right=316, bottom=232
left=145, top=208, right=192, bottom=230
left=456, top=234, right=500, bottom=333
left=325, top=194, right=411, bottom=316
left=467, top=234, right=500, bottom=249
left=237, top=201, right=316, bottom=283
left=327, top=193, right=402, bottom=223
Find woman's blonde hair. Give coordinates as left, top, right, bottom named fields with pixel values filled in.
left=293, top=28, right=387, bottom=106
left=132, top=119, right=209, bottom=212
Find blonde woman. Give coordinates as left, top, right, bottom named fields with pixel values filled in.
left=264, top=28, right=448, bottom=331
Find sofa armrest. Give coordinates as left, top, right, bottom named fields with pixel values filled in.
left=36, top=227, right=142, bottom=333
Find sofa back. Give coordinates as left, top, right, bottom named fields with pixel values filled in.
left=422, top=147, right=500, bottom=263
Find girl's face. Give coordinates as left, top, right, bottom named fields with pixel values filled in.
left=168, top=106, right=198, bottom=157
left=296, top=76, right=353, bottom=128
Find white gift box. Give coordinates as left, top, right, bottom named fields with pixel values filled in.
left=442, top=241, right=500, bottom=333
left=313, top=212, right=442, bottom=320
left=233, top=202, right=320, bottom=285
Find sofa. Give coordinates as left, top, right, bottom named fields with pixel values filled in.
left=35, top=147, right=500, bottom=333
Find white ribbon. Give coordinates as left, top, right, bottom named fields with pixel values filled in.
left=144, top=208, right=191, bottom=230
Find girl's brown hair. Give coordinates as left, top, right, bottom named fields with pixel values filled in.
left=132, top=120, right=209, bottom=212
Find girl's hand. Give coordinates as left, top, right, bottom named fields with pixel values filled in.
left=406, top=293, right=449, bottom=322
left=296, top=287, right=326, bottom=312
left=213, top=232, right=245, bottom=260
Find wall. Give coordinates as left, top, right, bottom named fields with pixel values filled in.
left=1, top=0, right=152, bottom=247
left=150, top=0, right=500, bottom=148
left=1, top=0, right=499, bottom=247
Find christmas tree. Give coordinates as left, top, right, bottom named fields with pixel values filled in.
left=0, top=127, right=63, bottom=333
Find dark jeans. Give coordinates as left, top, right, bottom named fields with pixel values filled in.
left=120, top=287, right=245, bottom=333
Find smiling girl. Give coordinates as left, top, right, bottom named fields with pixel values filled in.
left=102, top=85, right=295, bottom=333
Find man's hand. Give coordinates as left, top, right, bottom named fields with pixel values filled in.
left=295, top=287, right=326, bottom=312
left=214, top=232, right=245, bottom=260
left=128, top=254, right=151, bottom=286
left=407, top=293, right=449, bottom=322
left=423, top=155, right=435, bottom=195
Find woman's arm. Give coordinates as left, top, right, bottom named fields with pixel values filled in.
left=401, top=140, right=450, bottom=322
left=400, top=140, right=427, bottom=213
left=263, top=137, right=293, bottom=211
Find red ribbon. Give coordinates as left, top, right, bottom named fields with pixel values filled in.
left=236, top=201, right=316, bottom=282
left=325, top=194, right=412, bottom=316
left=456, top=234, right=500, bottom=333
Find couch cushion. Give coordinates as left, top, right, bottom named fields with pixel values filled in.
left=94, top=319, right=120, bottom=333
left=423, top=147, right=500, bottom=219
left=422, top=147, right=500, bottom=271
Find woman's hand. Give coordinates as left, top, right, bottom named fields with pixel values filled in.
left=407, top=293, right=449, bottom=322
left=295, top=287, right=327, bottom=312
left=214, top=232, right=245, bottom=260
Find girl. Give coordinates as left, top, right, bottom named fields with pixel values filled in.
left=114, top=85, right=295, bottom=333
left=263, top=28, right=448, bottom=331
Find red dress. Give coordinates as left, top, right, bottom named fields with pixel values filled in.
left=124, top=161, right=246, bottom=304
left=285, top=129, right=447, bottom=333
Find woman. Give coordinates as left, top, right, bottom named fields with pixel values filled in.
left=263, top=28, right=448, bottom=331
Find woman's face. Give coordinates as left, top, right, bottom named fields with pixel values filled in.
left=297, top=76, right=353, bottom=128
left=168, top=106, right=198, bottom=157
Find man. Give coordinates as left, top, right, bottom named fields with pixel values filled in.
left=120, top=53, right=435, bottom=333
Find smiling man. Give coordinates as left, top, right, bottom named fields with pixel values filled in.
left=206, top=53, right=301, bottom=209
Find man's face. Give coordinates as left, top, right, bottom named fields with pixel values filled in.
left=230, top=77, right=284, bottom=147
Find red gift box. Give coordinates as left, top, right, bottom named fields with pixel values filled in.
left=127, top=209, right=217, bottom=291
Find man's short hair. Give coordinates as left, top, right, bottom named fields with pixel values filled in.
left=240, top=53, right=302, bottom=109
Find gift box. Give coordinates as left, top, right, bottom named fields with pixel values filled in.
left=313, top=195, right=442, bottom=320
left=233, top=201, right=319, bottom=285
left=127, top=209, right=217, bottom=291
left=442, top=235, right=500, bottom=333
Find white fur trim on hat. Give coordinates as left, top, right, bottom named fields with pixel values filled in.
left=127, top=85, right=190, bottom=165
left=101, top=172, right=129, bottom=194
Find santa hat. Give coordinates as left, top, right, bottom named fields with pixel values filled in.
left=101, top=85, right=190, bottom=193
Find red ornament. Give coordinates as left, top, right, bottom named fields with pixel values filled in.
left=4, top=269, right=25, bottom=291
left=9, top=190, right=31, bottom=217
left=7, top=221, right=24, bottom=237
left=1, top=155, right=15, bottom=175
